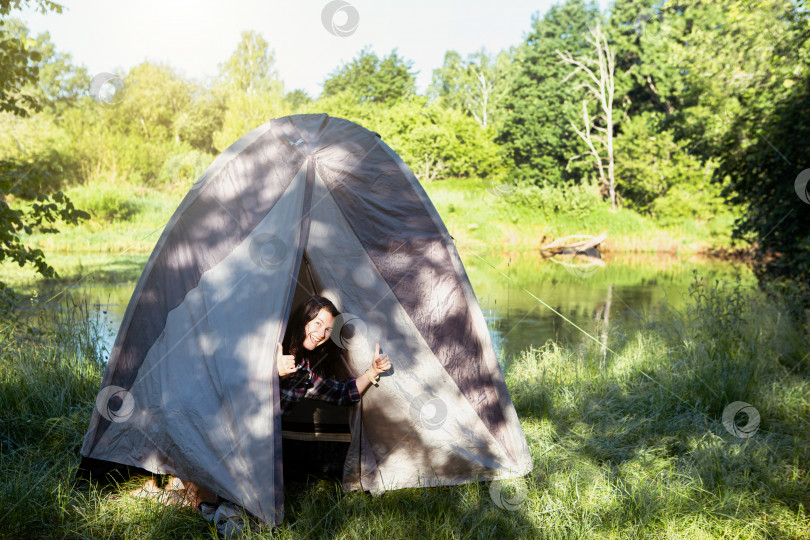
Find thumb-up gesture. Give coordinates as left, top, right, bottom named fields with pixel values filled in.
left=276, top=342, right=298, bottom=377
left=370, top=342, right=392, bottom=376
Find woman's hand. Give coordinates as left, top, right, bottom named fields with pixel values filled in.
left=370, top=342, right=392, bottom=376
left=276, top=342, right=298, bottom=378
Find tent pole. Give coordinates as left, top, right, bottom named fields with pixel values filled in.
left=304, top=256, right=318, bottom=295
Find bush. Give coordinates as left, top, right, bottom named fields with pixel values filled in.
left=312, top=97, right=506, bottom=182
left=650, top=183, right=726, bottom=227
left=614, top=113, right=728, bottom=224
left=157, top=148, right=212, bottom=191
left=502, top=180, right=604, bottom=220
left=65, top=182, right=140, bottom=222
left=375, top=100, right=505, bottom=181
left=0, top=112, right=82, bottom=191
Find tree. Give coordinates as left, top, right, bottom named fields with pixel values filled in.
left=497, top=0, right=602, bottom=185
left=321, top=47, right=416, bottom=104
left=0, top=3, right=88, bottom=305
left=608, top=0, right=691, bottom=117
left=173, top=84, right=225, bottom=154
left=212, top=91, right=290, bottom=152
left=212, top=31, right=286, bottom=151
left=557, top=22, right=618, bottom=210
left=110, top=62, right=193, bottom=141
left=284, top=89, right=313, bottom=110
left=680, top=0, right=810, bottom=282
left=2, top=17, right=88, bottom=114
left=218, top=30, right=282, bottom=95
left=0, top=1, right=63, bottom=115
left=430, top=49, right=510, bottom=129
left=613, top=112, right=723, bottom=221
left=373, top=100, right=504, bottom=181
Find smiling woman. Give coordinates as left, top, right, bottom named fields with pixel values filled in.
left=277, top=295, right=391, bottom=413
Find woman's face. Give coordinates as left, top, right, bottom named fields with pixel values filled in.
left=302, top=308, right=335, bottom=350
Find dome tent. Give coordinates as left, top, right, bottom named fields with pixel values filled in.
left=79, top=114, right=532, bottom=525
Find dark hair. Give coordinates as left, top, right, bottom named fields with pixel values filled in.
left=282, top=295, right=351, bottom=380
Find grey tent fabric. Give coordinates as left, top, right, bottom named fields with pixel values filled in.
left=81, top=114, right=532, bottom=525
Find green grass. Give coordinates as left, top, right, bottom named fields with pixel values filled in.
left=1, top=181, right=178, bottom=288
left=422, top=177, right=737, bottom=253
left=1, top=277, right=807, bottom=538
left=3, top=176, right=737, bottom=291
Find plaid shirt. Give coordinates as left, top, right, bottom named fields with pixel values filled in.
left=278, top=357, right=360, bottom=415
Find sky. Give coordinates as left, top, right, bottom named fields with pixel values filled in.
left=16, top=0, right=610, bottom=98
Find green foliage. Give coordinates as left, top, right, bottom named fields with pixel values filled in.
left=375, top=100, right=505, bottom=181
left=0, top=30, right=39, bottom=113
left=608, top=0, right=689, bottom=116
left=83, top=61, right=225, bottom=157
left=64, top=182, right=140, bottom=222
left=283, top=89, right=313, bottom=111
left=666, top=0, right=810, bottom=281
left=614, top=112, right=727, bottom=224
left=0, top=111, right=80, bottom=188
left=0, top=6, right=88, bottom=293
left=0, top=158, right=88, bottom=276
left=210, top=31, right=287, bottom=151
left=0, top=2, right=65, bottom=116
left=108, top=62, right=193, bottom=141
left=3, top=0, right=806, bottom=282
left=2, top=17, right=88, bottom=114
left=502, top=180, right=605, bottom=221
left=172, top=87, right=225, bottom=154
left=217, top=30, right=283, bottom=95
left=322, top=47, right=416, bottom=104
left=212, top=91, right=290, bottom=152
left=156, top=148, right=212, bottom=191
left=310, top=95, right=505, bottom=182
left=429, top=48, right=510, bottom=129
left=497, top=0, right=602, bottom=185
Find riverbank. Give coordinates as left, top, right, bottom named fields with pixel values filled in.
left=424, top=177, right=737, bottom=255
left=1, top=177, right=740, bottom=289
left=1, top=277, right=807, bottom=538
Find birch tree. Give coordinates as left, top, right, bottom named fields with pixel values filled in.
left=430, top=49, right=508, bottom=129
left=557, top=22, right=617, bottom=210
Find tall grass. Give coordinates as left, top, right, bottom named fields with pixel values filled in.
left=422, top=177, right=736, bottom=253
left=1, top=279, right=807, bottom=538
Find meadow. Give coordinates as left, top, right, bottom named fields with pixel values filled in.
left=1, top=177, right=806, bottom=539
left=1, top=270, right=807, bottom=538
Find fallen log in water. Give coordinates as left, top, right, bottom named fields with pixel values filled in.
left=540, top=232, right=607, bottom=257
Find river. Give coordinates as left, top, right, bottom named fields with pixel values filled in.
left=65, top=251, right=753, bottom=364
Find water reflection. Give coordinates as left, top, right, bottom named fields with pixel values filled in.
left=463, top=251, right=753, bottom=364
left=66, top=252, right=752, bottom=367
